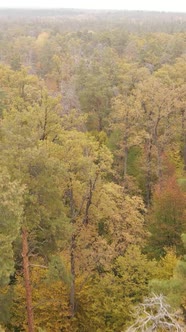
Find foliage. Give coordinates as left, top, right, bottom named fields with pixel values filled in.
left=150, top=234, right=186, bottom=316
left=74, top=246, right=155, bottom=332
left=146, top=176, right=186, bottom=258
left=10, top=265, right=71, bottom=331
left=0, top=10, right=185, bottom=330
left=0, top=167, right=24, bottom=285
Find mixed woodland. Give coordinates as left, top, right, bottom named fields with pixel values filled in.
left=0, top=8, right=186, bottom=331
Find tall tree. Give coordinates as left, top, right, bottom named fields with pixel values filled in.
left=135, top=77, right=176, bottom=204
left=0, top=167, right=24, bottom=286
left=146, top=176, right=186, bottom=258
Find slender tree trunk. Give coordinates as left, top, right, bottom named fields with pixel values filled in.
left=157, top=145, right=163, bottom=180
left=181, top=109, right=186, bottom=171
left=22, top=227, right=35, bottom=332
left=40, top=103, right=48, bottom=141
left=98, top=114, right=103, bottom=132
left=123, top=113, right=129, bottom=182
left=70, top=232, right=76, bottom=317
left=123, top=146, right=128, bottom=179
left=68, top=174, right=97, bottom=317
left=68, top=179, right=76, bottom=318
left=83, top=176, right=98, bottom=225
left=146, top=139, right=153, bottom=207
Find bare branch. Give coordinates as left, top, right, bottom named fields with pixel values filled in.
left=126, top=294, right=185, bottom=332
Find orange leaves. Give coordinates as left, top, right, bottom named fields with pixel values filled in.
left=153, top=176, right=186, bottom=214
left=147, top=176, right=186, bottom=257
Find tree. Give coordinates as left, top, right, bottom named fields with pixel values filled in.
left=126, top=294, right=184, bottom=332
left=155, top=56, right=186, bottom=172
left=110, top=93, right=142, bottom=184
left=76, top=47, right=119, bottom=132
left=9, top=264, right=71, bottom=331
left=0, top=167, right=24, bottom=328
left=146, top=176, right=186, bottom=258
left=150, top=234, right=186, bottom=321
left=74, top=246, right=155, bottom=332
left=135, top=77, right=177, bottom=204
left=0, top=67, right=70, bottom=331
left=0, top=167, right=24, bottom=286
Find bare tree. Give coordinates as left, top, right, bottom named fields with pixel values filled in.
left=126, top=294, right=184, bottom=332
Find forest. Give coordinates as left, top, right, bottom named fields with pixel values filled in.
left=0, top=8, right=186, bottom=331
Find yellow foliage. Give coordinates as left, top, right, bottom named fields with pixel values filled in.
left=167, top=144, right=184, bottom=177
left=153, top=249, right=178, bottom=280
left=11, top=265, right=71, bottom=331
left=35, top=32, right=49, bottom=48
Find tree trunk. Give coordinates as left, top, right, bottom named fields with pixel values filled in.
left=123, top=146, right=128, bottom=181
left=70, top=233, right=76, bottom=317
left=181, top=109, right=186, bottom=171
left=83, top=176, right=98, bottom=225
left=123, top=112, right=129, bottom=182
left=157, top=145, right=163, bottom=180
left=22, top=227, right=35, bottom=332
left=146, top=139, right=153, bottom=207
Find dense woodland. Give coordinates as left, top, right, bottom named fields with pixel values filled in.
left=0, top=8, right=186, bottom=331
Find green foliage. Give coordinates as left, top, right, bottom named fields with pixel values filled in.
left=146, top=177, right=186, bottom=258
left=75, top=246, right=155, bottom=332
left=0, top=287, right=13, bottom=326
left=127, top=146, right=142, bottom=178
left=150, top=234, right=186, bottom=312
left=0, top=12, right=186, bottom=331
left=178, top=178, right=186, bottom=192
left=47, top=255, right=70, bottom=284
left=0, top=89, right=7, bottom=118
left=0, top=167, right=24, bottom=285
